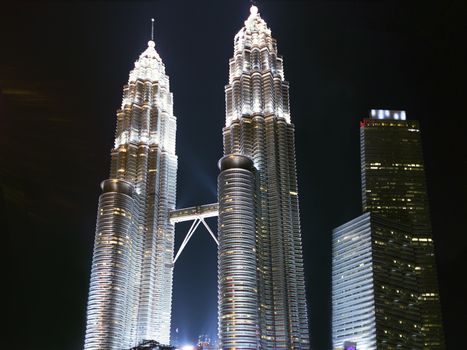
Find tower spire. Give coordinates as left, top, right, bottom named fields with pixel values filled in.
left=250, top=0, right=258, bottom=15
left=150, top=18, right=155, bottom=42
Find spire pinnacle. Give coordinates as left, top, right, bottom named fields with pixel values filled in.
left=250, top=5, right=258, bottom=15
left=249, top=0, right=259, bottom=15
left=249, top=0, right=258, bottom=15
left=150, top=18, right=155, bottom=42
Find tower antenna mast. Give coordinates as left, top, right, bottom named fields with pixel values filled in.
left=151, top=18, right=155, bottom=41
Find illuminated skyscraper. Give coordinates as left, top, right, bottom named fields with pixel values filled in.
left=83, top=38, right=177, bottom=349
left=219, top=6, right=310, bottom=349
left=332, top=213, right=421, bottom=349
left=83, top=6, right=310, bottom=350
left=332, top=110, right=445, bottom=349
left=360, top=110, right=445, bottom=348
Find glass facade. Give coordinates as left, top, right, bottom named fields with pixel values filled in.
left=332, top=213, right=421, bottom=349
left=360, top=111, right=445, bottom=348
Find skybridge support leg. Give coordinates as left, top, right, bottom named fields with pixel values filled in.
left=172, top=216, right=219, bottom=265
left=173, top=218, right=202, bottom=264
left=200, top=218, right=219, bottom=246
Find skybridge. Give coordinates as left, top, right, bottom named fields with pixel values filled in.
left=169, top=203, right=219, bottom=264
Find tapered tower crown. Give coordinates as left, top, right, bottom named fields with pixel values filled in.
left=226, top=5, right=290, bottom=126
left=234, top=5, right=274, bottom=53
left=116, top=39, right=175, bottom=151
left=128, top=40, right=165, bottom=83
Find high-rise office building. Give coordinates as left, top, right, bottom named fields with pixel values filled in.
left=219, top=6, right=310, bottom=349
left=83, top=39, right=177, bottom=349
left=361, top=110, right=445, bottom=348
left=332, top=212, right=421, bottom=349
left=332, top=110, right=444, bottom=349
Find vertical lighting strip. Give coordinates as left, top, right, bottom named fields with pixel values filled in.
left=218, top=155, right=260, bottom=349
left=221, top=6, right=310, bottom=348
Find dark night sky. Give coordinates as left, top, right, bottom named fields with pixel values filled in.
left=2, top=0, right=466, bottom=349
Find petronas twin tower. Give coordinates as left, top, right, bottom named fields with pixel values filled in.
left=83, top=6, right=310, bottom=349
